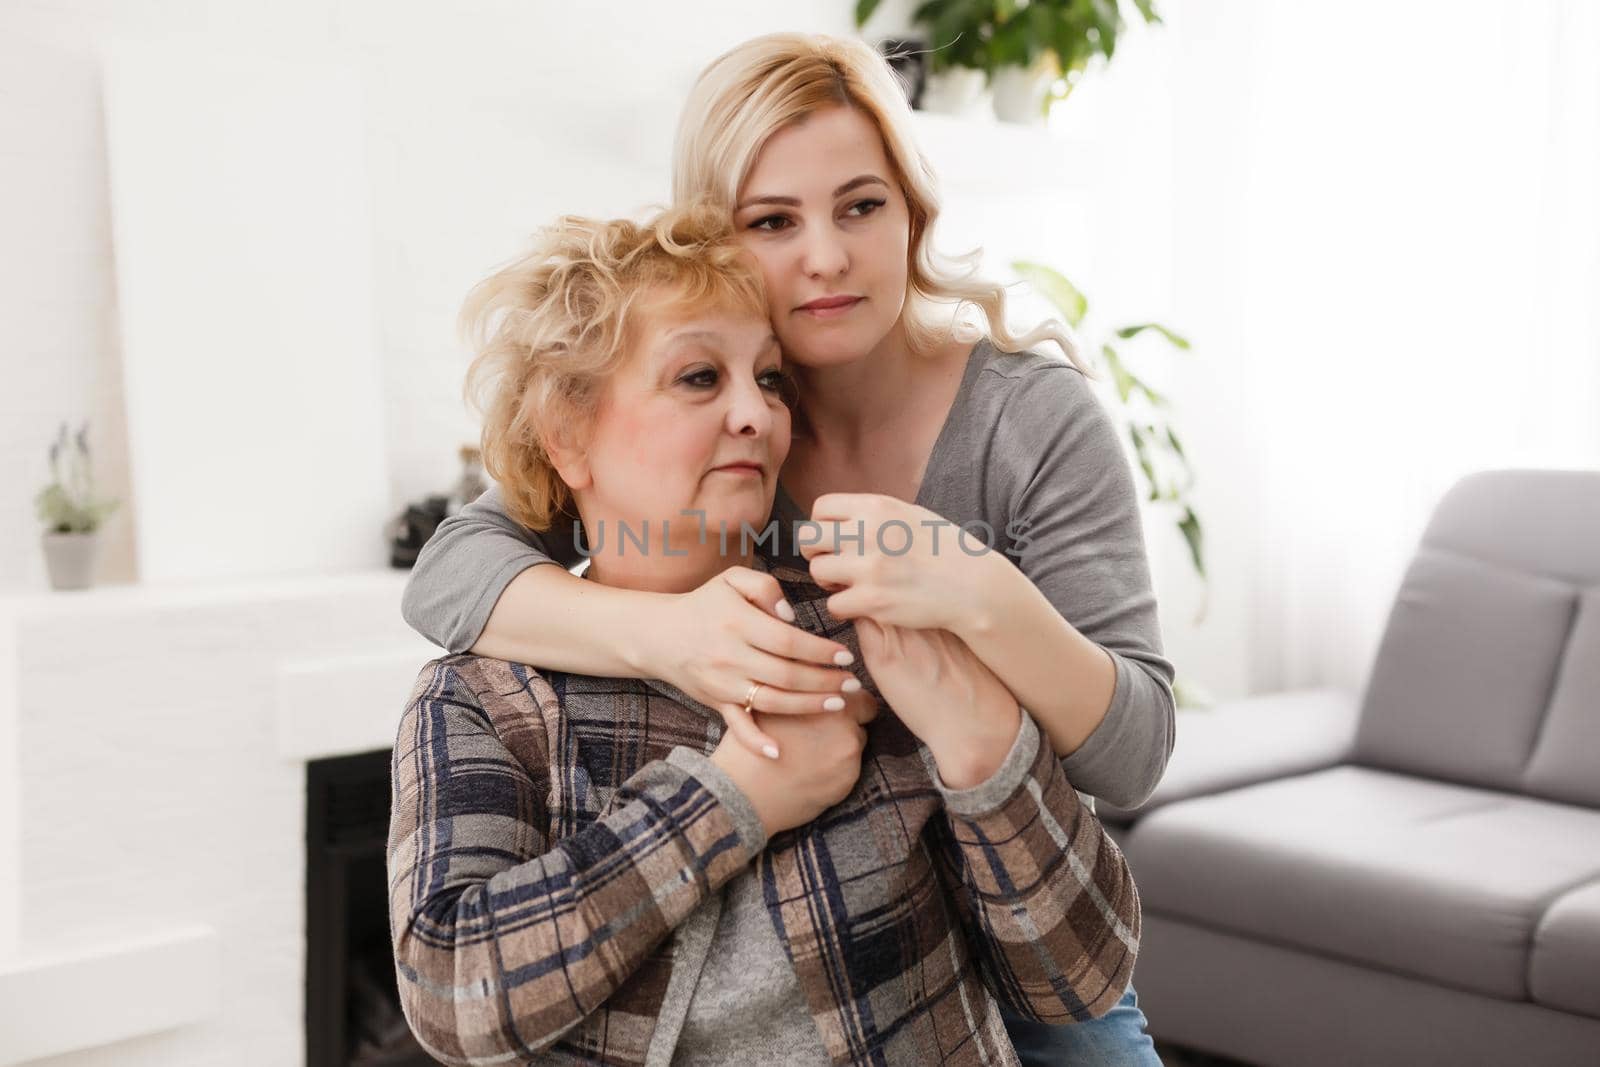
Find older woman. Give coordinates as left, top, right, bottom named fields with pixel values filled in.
left=387, top=204, right=1140, bottom=1066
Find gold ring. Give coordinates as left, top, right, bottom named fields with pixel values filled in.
left=743, top=682, right=764, bottom=714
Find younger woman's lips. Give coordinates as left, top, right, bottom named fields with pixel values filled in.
left=799, top=297, right=863, bottom=319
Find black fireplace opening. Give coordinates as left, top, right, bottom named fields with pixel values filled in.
left=306, top=749, right=433, bottom=1067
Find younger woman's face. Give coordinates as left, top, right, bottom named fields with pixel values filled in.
left=732, top=106, right=912, bottom=369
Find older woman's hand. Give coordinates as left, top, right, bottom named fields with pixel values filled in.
left=854, top=618, right=1022, bottom=790
left=711, top=688, right=878, bottom=837
left=801, top=494, right=1000, bottom=632
left=650, top=565, right=862, bottom=761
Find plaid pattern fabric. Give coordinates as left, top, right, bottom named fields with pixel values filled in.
left=388, top=563, right=1140, bottom=1065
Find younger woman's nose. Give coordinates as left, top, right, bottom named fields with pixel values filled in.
left=801, top=227, right=848, bottom=279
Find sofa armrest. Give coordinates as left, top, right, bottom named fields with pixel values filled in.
left=1096, top=688, right=1359, bottom=826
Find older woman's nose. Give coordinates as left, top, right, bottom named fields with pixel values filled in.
left=726, top=376, right=776, bottom=436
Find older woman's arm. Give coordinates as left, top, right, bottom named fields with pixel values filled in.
left=927, top=711, right=1141, bottom=1022
left=387, top=657, right=766, bottom=1066
left=851, top=618, right=1141, bottom=1022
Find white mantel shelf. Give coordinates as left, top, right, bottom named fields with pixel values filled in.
left=0, top=926, right=221, bottom=1066
left=0, top=567, right=410, bottom=619
left=0, top=566, right=441, bottom=1063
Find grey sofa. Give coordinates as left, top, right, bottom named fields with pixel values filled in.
left=1100, top=469, right=1600, bottom=1066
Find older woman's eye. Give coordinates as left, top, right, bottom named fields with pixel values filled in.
left=680, top=368, right=719, bottom=389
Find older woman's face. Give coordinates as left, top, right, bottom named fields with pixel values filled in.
left=569, top=305, right=791, bottom=551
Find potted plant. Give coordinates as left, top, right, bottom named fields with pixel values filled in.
left=34, top=421, right=120, bottom=591
left=1012, top=260, right=1209, bottom=705
left=865, top=0, right=993, bottom=116
left=858, top=0, right=1163, bottom=124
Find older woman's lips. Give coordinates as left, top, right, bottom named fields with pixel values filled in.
left=798, top=296, right=863, bottom=319
left=711, top=464, right=764, bottom=476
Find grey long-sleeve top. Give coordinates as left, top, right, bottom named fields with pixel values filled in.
left=401, top=340, right=1177, bottom=808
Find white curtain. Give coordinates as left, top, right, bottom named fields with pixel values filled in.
left=1173, top=1, right=1600, bottom=694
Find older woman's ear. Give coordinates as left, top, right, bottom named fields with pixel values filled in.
left=542, top=429, right=593, bottom=492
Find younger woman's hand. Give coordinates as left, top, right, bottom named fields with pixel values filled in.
left=648, top=565, right=862, bottom=761
left=853, top=618, right=1022, bottom=790
left=801, top=494, right=998, bottom=632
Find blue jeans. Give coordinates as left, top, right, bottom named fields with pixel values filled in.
left=1000, top=985, right=1159, bottom=1066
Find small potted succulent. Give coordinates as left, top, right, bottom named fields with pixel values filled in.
left=35, top=421, right=120, bottom=591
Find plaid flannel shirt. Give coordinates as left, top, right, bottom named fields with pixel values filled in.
left=388, top=563, right=1140, bottom=1065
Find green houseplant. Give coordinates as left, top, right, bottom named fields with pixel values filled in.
left=1013, top=261, right=1209, bottom=706
left=1011, top=261, right=1202, bottom=583
left=857, top=0, right=1163, bottom=122
left=35, top=421, right=119, bottom=590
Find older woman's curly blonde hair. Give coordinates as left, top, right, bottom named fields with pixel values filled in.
left=461, top=202, right=767, bottom=531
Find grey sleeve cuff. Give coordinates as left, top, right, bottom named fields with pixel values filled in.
left=665, top=747, right=769, bottom=857
left=448, top=556, right=554, bottom=653
left=1058, top=648, right=1175, bottom=810
left=932, top=711, right=1041, bottom=819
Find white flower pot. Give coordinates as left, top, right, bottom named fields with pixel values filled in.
left=41, top=531, right=100, bottom=591
left=919, top=67, right=991, bottom=118
left=991, top=63, right=1057, bottom=125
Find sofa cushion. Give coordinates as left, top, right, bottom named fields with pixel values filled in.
left=1522, top=586, right=1600, bottom=808
left=1125, top=766, right=1600, bottom=1001
left=1417, top=470, right=1600, bottom=588
left=1531, top=880, right=1600, bottom=1018
left=1096, top=688, right=1357, bottom=826
left=1353, top=547, right=1577, bottom=792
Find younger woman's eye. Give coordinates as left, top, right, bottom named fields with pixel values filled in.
left=846, top=198, right=886, bottom=218
left=748, top=214, right=791, bottom=232
left=761, top=368, right=799, bottom=407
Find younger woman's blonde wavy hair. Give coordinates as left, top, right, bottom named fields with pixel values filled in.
left=460, top=202, right=767, bottom=531
left=672, top=32, right=1088, bottom=372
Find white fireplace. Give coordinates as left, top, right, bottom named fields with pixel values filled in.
left=0, top=571, right=437, bottom=1065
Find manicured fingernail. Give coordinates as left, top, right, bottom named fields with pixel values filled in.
left=763, top=744, right=780, bottom=760
left=833, top=650, right=855, bottom=667
left=774, top=599, right=796, bottom=622
left=841, top=678, right=862, bottom=693
left=823, top=696, right=846, bottom=712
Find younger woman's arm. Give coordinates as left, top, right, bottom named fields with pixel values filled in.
left=401, top=487, right=859, bottom=757
left=400, top=486, right=580, bottom=654
left=806, top=364, right=1176, bottom=809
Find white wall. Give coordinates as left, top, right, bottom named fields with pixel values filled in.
left=4, top=0, right=1238, bottom=681
left=0, top=0, right=862, bottom=594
